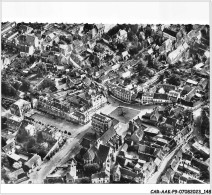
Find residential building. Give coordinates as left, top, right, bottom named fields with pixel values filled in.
left=163, top=28, right=177, bottom=41
left=36, top=96, right=87, bottom=123
left=24, top=154, right=42, bottom=170
left=17, top=44, right=35, bottom=55
left=167, top=42, right=189, bottom=64
left=177, top=98, right=203, bottom=111
left=153, top=93, right=171, bottom=104
left=17, top=34, right=39, bottom=48
left=10, top=99, right=31, bottom=118
left=97, top=122, right=120, bottom=148
left=2, top=142, right=16, bottom=155
left=109, top=83, right=137, bottom=103
left=19, top=25, right=33, bottom=34
left=6, top=115, right=23, bottom=132
left=8, top=168, right=25, bottom=183
left=168, top=90, right=181, bottom=102
left=1, top=22, right=16, bottom=36
left=120, top=167, right=143, bottom=183
left=25, top=124, right=36, bottom=136
left=92, top=24, right=105, bottom=39
left=91, top=171, right=110, bottom=184
left=92, top=113, right=113, bottom=137
left=141, top=92, right=154, bottom=105
left=90, top=94, right=107, bottom=113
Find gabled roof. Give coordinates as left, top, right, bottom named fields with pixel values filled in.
left=25, top=154, right=41, bottom=168
left=131, top=128, right=144, bottom=143
left=100, top=126, right=117, bottom=145
left=178, top=98, right=193, bottom=107
left=18, top=34, right=35, bottom=46
left=17, top=172, right=28, bottom=180
left=97, top=144, right=110, bottom=162
left=13, top=99, right=31, bottom=108
left=165, top=117, right=177, bottom=126
left=138, top=144, right=155, bottom=155
left=2, top=142, right=14, bottom=153
left=95, top=24, right=104, bottom=30
left=80, top=138, right=91, bottom=149
left=163, top=28, right=177, bottom=37
left=8, top=168, right=25, bottom=179
left=134, top=117, right=146, bottom=128
left=116, top=155, right=126, bottom=167
left=153, top=93, right=168, bottom=100
left=92, top=113, right=111, bottom=122
left=120, top=167, right=139, bottom=179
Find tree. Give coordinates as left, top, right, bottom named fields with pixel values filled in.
left=107, top=25, right=120, bottom=37
left=13, top=161, right=22, bottom=169
left=130, top=24, right=139, bottom=34
left=127, top=31, right=135, bottom=42
left=37, top=131, right=43, bottom=143
left=1, top=169, right=10, bottom=183
left=145, top=25, right=152, bottom=38
left=1, top=154, right=10, bottom=168
left=37, top=149, right=47, bottom=159
left=117, top=43, right=126, bottom=52
left=20, top=79, right=30, bottom=92
left=16, top=126, right=29, bottom=143
left=199, top=170, right=210, bottom=182
left=12, top=82, right=21, bottom=90
left=83, top=163, right=100, bottom=177
left=129, top=47, right=139, bottom=56
left=16, top=134, right=25, bottom=143
left=83, top=23, right=93, bottom=33
left=40, top=78, right=56, bottom=90
left=166, top=74, right=181, bottom=86
left=27, top=138, right=36, bottom=149
left=80, top=177, right=91, bottom=183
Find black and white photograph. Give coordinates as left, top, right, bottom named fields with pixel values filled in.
left=0, top=1, right=210, bottom=194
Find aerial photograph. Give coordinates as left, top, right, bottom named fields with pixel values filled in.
left=1, top=22, right=210, bottom=184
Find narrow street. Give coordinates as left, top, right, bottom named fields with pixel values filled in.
left=146, top=144, right=182, bottom=184
left=147, top=124, right=196, bottom=184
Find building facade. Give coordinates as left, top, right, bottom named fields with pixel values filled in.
left=10, top=99, right=31, bottom=118
left=141, top=93, right=154, bottom=105
left=92, top=113, right=113, bottom=137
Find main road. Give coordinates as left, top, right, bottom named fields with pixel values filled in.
left=27, top=98, right=120, bottom=183
left=27, top=94, right=156, bottom=184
